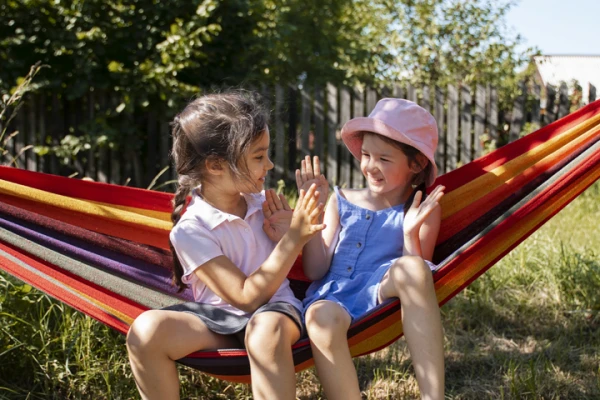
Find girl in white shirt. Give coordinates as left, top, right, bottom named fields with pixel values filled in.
left=126, top=91, right=325, bottom=400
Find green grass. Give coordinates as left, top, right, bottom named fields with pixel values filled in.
left=1, top=182, right=599, bottom=399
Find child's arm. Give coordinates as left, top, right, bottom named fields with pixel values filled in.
left=301, top=194, right=341, bottom=281
left=403, top=185, right=445, bottom=261
left=192, top=184, right=326, bottom=313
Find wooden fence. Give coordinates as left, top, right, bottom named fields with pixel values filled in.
left=3, top=80, right=593, bottom=190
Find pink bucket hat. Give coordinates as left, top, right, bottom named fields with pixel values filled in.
left=341, top=98, right=438, bottom=187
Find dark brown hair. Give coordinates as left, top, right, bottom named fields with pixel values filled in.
left=170, top=91, right=269, bottom=291
left=362, top=132, right=432, bottom=213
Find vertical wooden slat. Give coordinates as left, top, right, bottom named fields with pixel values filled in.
left=544, top=84, right=557, bottom=125
left=287, top=86, right=298, bottom=180
left=366, top=87, right=378, bottom=114
left=300, top=89, right=311, bottom=158
left=407, top=83, right=417, bottom=102
left=339, top=87, right=351, bottom=187
left=50, top=94, right=61, bottom=174
left=26, top=96, right=37, bottom=171
left=145, top=105, right=158, bottom=187
left=487, top=86, right=498, bottom=145
left=473, top=85, right=485, bottom=159
left=96, top=90, right=108, bottom=183
left=313, top=85, right=325, bottom=163
left=352, top=86, right=365, bottom=188
left=589, top=83, right=596, bottom=103
left=326, top=83, right=338, bottom=184
left=274, top=84, right=285, bottom=181
left=434, top=87, right=445, bottom=174
left=15, top=99, right=25, bottom=168
left=37, top=95, right=46, bottom=172
left=509, top=81, right=526, bottom=142
left=446, top=84, right=459, bottom=171
left=421, top=86, right=431, bottom=112
left=87, top=91, right=97, bottom=180
left=460, top=85, right=472, bottom=164
left=557, top=82, right=569, bottom=119
left=531, top=83, right=541, bottom=128
left=393, top=83, right=404, bottom=99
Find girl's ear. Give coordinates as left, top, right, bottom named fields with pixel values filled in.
left=205, top=156, right=225, bottom=176
left=410, top=153, right=429, bottom=174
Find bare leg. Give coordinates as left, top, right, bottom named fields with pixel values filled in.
left=244, top=311, right=301, bottom=400
left=126, top=310, right=239, bottom=400
left=379, top=255, right=445, bottom=400
left=305, top=301, right=361, bottom=400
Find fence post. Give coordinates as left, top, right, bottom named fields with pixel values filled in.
left=274, top=85, right=285, bottom=182
left=393, top=83, right=404, bottom=99
left=287, top=85, right=298, bottom=179
left=37, top=94, right=46, bottom=172
left=313, top=85, right=325, bottom=163
left=589, top=83, right=597, bottom=103
left=531, top=83, right=541, bottom=129
left=544, top=84, right=557, bottom=125
left=352, top=86, right=365, bottom=188
left=434, top=86, right=445, bottom=174
left=460, top=84, right=472, bottom=164
left=487, top=86, right=498, bottom=146
left=407, top=83, right=417, bottom=103
left=447, top=84, right=458, bottom=171
left=558, top=82, right=569, bottom=119
left=26, top=96, right=37, bottom=171
left=339, top=87, right=351, bottom=187
left=509, top=81, right=526, bottom=142
left=300, top=88, right=311, bottom=158
left=474, top=85, right=485, bottom=159
left=421, top=86, right=431, bottom=112
left=326, top=83, right=338, bottom=184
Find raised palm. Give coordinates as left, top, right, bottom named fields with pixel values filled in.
left=403, top=185, right=445, bottom=236
left=262, top=189, right=293, bottom=242
left=295, top=155, right=329, bottom=207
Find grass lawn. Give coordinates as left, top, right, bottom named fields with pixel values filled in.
left=1, top=182, right=598, bottom=399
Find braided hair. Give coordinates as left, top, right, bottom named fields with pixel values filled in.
left=169, top=91, right=269, bottom=291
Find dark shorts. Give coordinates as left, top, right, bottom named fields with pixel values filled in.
left=162, top=301, right=304, bottom=347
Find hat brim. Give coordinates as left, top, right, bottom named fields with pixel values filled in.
left=341, top=117, right=438, bottom=187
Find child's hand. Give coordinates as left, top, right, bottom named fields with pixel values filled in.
left=262, top=189, right=293, bottom=242
left=289, top=183, right=326, bottom=243
left=403, top=185, right=445, bottom=237
left=295, top=155, right=329, bottom=207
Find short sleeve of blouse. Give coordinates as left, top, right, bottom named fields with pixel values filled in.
left=170, top=220, right=223, bottom=283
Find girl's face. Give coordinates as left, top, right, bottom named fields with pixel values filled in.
left=360, top=133, right=420, bottom=197
left=238, top=127, right=274, bottom=193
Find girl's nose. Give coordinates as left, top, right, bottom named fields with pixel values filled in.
left=266, top=156, right=274, bottom=170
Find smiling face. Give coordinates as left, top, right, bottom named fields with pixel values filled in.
left=237, top=127, right=274, bottom=193
left=360, top=133, right=423, bottom=200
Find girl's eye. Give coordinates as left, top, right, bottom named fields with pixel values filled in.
left=381, top=158, right=389, bottom=162
left=362, top=153, right=370, bottom=158
left=256, top=156, right=264, bottom=161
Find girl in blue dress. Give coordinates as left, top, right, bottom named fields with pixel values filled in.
left=297, top=98, right=446, bottom=400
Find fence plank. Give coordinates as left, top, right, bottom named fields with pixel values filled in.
left=287, top=86, right=298, bottom=178
left=509, top=81, right=526, bottom=142
left=274, top=85, right=285, bottom=181
left=474, top=85, right=485, bottom=159
left=558, top=82, right=569, bottom=119
left=487, top=86, right=498, bottom=145
left=544, top=84, right=557, bottom=125
left=531, top=84, right=541, bottom=129
left=460, top=85, right=472, bottom=164
left=26, top=96, right=37, bottom=171
left=421, top=86, right=431, bottom=112
left=407, top=83, right=417, bottom=102
left=313, top=85, right=325, bottom=163
left=300, top=89, right=311, bottom=158
left=87, top=91, right=97, bottom=180
left=352, top=86, right=365, bottom=188
left=434, top=87, right=445, bottom=174
left=326, top=83, right=338, bottom=184
left=446, top=85, right=459, bottom=171
left=393, top=83, right=404, bottom=99
left=366, top=87, right=377, bottom=114
left=589, top=83, right=596, bottom=103
left=339, top=87, right=351, bottom=187
left=37, top=94, right=46, bottom=172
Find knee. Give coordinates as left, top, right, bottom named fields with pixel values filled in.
left=389, top=256, right=434, bottom=290
left=245, top=313, right=295, bottom=360
left=305, top=302, right=350, bottom=346
left=126, top=310, right=165, bottom=354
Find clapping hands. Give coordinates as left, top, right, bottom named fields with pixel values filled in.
left=262, top=189, right=293, bottom=242
left=295, top=155, right=329, bottom=208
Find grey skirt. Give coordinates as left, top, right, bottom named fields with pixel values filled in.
left=162, top=301, right=304, bottom=347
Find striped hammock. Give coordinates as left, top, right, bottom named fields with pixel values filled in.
left=0, top=100, right=599, bottom=383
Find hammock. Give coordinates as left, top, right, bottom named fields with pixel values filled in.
left=0, top=99, right=599, bottom=383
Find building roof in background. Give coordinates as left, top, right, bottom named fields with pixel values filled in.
left=533, top=55, right=600, bottom=103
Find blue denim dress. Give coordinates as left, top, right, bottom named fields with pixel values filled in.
left=303, top=187, right=437, bottom=321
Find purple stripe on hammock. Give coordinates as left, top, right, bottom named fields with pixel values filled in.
left=0, top=200, right=173, bottom=269
left=0, top=214, right=194, bottom=301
